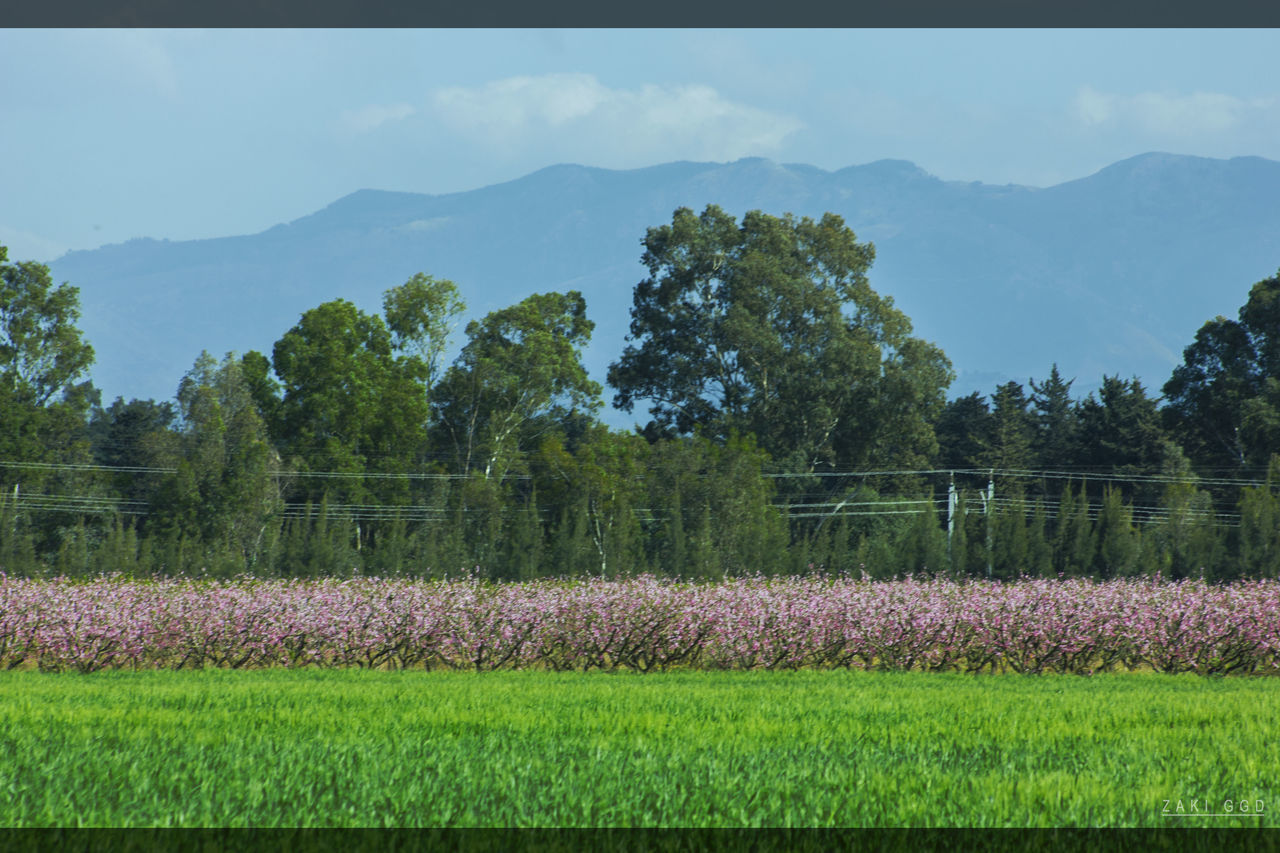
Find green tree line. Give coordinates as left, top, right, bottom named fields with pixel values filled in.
left=1, top=211, right=1278, bottom=582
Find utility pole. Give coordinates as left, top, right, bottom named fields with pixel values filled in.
left=980, top=471, right=994, bottom=580
left=947, top=473, right=956, bottom=549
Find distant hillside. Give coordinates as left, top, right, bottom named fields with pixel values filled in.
left=49, top=153, right=1280, bottom=423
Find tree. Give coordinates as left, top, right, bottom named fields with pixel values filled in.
left=992, top=495, right=1030, bottom=580
left=641, top=433, right=787, bottom=578
left=948, top=491, right=971, bottom=577
left=1053, top=482, right=1096, bottom=577
left=258, top=298, right=432, bottom=508
left=240, top=350, right=281, bottom=429
left=0, top=245, right=100, bottom=562
left=978, top=381, right=1035, bottom=480
left=0, top=380, right=97, bottom=487
left=526, top=425, right=647, bottom=577
left=608, top=205, right=952, bottom=475
left=1077, top=376, right=1166, bottom=503
left=87, top=396, right=177, bottom=508
left=1029, top=365, right=1080, bottom=472
left=382, top=273, right=465, bottom=390
left=1237, top=454, right=1280, bottom=577
left=1163, top=270, right=1280, bottom=474
left=1147, top=440, right=1222, bottom=580
left=89, top=397, right=176, bottom=468
left=1095, top=485, right=1140, bottom=578
left=148, top=352, right=282, bottom=571
left=1025, top=499, right=1053, bottom=578
left=0, top=245, right=94, bottom=407
left=433, top=291, right=601, bottom=481
left=893, top=493, right=949, bottom=576
left=934, top=392, right=993, bottom=473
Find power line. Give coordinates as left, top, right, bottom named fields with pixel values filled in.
left=0, top=460, right=529, bottom=481
left=0, top=487, right=1248, bottom=529
left=763, top=466, right=1269, bottom=489
left=0, top=457, right=1265, bottom=529
left=6, top=458, right=1270, bottom=490
left=0, top=461, right=174, bottom=475
left=776, top=498, right=943, bottom=510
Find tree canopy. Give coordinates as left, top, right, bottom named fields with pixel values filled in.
left=608, top=205, right=952, bottom=474
left=0, top=246, right=98, bottom=510
left=266, top=298, right=428, bottom=479
left=433, top=290, right=601, bottom=480
left=1163, top=269, right=1280, bottom=473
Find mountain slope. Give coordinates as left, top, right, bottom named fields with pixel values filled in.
left=48, top=153, right=1280, bottom=422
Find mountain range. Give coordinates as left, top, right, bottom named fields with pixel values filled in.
left=47, top=152, right=1280, bottom=425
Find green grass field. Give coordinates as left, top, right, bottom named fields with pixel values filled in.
left=0, top=669, right=1276, bottom=828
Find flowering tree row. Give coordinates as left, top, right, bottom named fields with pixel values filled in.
left=3, top=574, right=1279, bottom=675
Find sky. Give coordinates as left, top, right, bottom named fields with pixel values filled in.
left=2, top=28, right=1279, bottom=263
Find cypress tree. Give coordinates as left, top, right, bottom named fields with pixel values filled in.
left=428, top=502, right=469, bottom=580
left=895, top=493, right=948, bottom=575
left=993, top=495, right=1029, bottom=581
left=789, top=523, right=818, bottom=576
left=1054, top=482, right=1096, bottom=577
left=134, top=526, right=155, bottom=577
left=550, top=497, right=593, bottom=578
left=857, top=531, right=898, bottom=579
left=1239, top=482, right=1280, bottom=578
left=829, top=514, right=853, bottom=575
left=1096, top=485, right=1140, bottom=578
left=689, top=501, right=718, bottom=580
left=276, top=504, right=311, bottom=577
left=1235, top=454, right=1280, bottom=578
left=1025, top=499, right=1053, bottom=578
left=366, top=516, right=410, bottom=578
left=505, top=490, right=546, bottom=580
left=290, top=494, right=358, bottom=578
left=1153, top=441, right=1223, bottom=580
left=661, top=482, right=687, bottom=577
left=97, top=517, right=152, bottom=577
left=598, top=488, right=642, bottom=579
left=949, top=492, right=969, bottom=577
left=964, top=492, right=990, bottom=579
left=0, top=492, right=39, bottom=577
left=1069, top=484, right=1097, bottom=577
left=55, top=518, right=92, bottom=577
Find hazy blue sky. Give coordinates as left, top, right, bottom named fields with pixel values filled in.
left=3, top=28, right=1278, bottom=262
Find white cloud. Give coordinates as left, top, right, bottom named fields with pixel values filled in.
left=1130, top=91, right=1258, bottom=135
left=429, top=73, right=803, bottom=164
left=1073, top=87, right=1115, bottom=126
left=340, top=103, right=416, bottom=134
left=432, top=74, right=607, bottom=132
left=1073, top=86, right=1277, bottom=136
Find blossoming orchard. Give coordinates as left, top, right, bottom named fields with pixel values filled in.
left=6, top=573, right=1280, bottom=676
